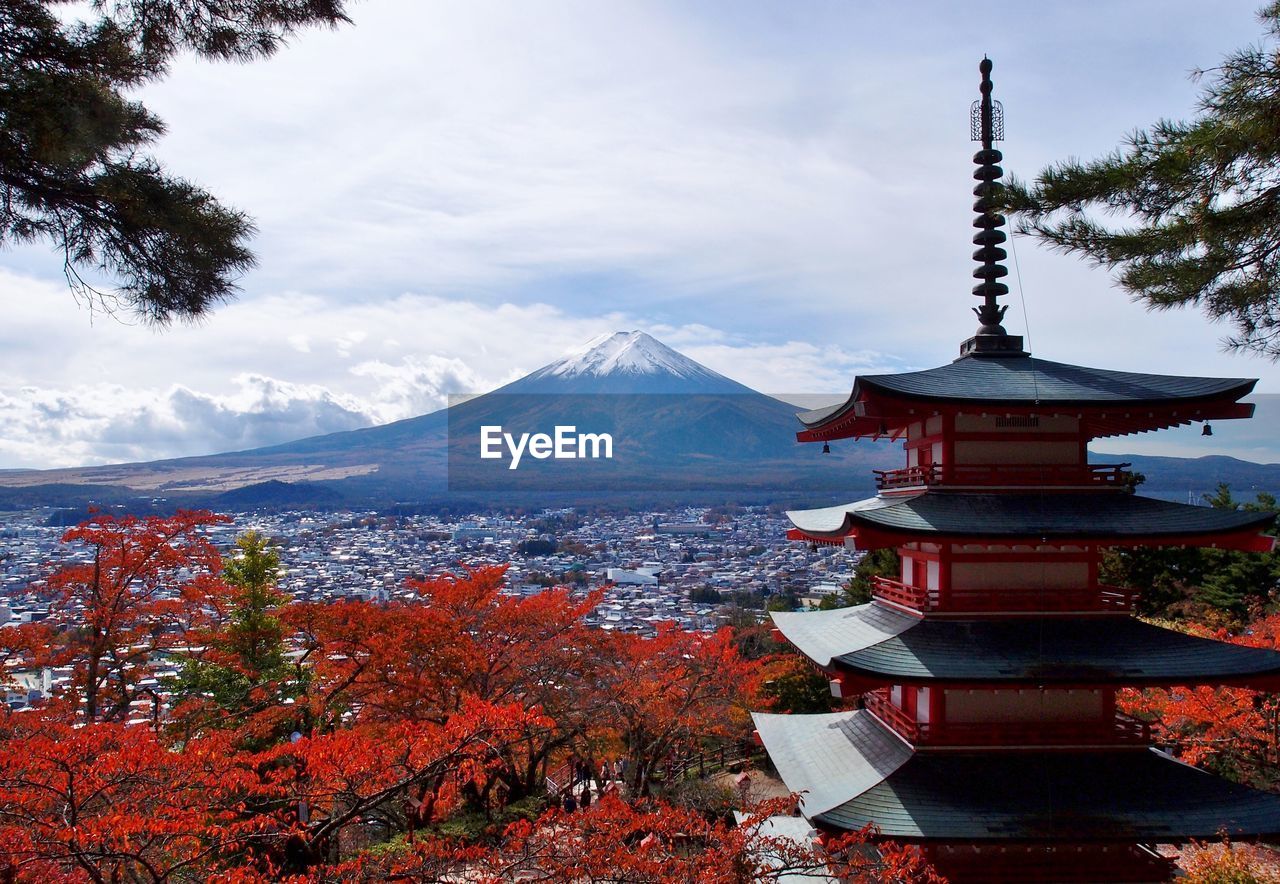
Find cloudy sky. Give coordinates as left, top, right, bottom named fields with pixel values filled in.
left=2, top=0, right=1278, bottom=469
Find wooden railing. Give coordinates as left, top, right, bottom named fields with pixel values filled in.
left=873, top=464, right=941, bottom=489
left=873, top=462, right=1131, bottom=491
left=864, top=689, right=1151, bottom=747
left=870, top=576, right=1137, bottom=614
left=864, top=689, right=921, bottom=741
left=869, top=576, right=932, bottom=609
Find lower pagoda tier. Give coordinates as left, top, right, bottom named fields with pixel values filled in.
left=753, top=710, right=1280, bottom=841
left=786, top=492, right=1276, bottom=551
left=772, top=604, right=1280, bottom=688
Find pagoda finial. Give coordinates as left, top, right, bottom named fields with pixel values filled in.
left=960, top=57, right=1026, bottom=358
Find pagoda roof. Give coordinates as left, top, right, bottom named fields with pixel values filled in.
left=752, top=710, right=912, bottom=818
left=798, top=355, right=1255, bottom=441
left=786, top=492, right=1276, bottom=551
left=753, top=710, right=1280, bottom=841
left=771, top=604, right=1280, bottom=686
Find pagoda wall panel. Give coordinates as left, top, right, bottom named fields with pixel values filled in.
left=953, top=439, right=1080, bottom=465
left=943, top=688, right=1105, bottom=723
left=950, top=560, right=1088, bottom=591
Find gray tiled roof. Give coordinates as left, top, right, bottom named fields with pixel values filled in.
left=831, top=616, right=1280, bottom=684
left=751, top=711, right=911, bottom=816
left=770, top=603, right=917, bottom=668
left=815, top=749, right=1280, bottom=840
left=788, top=492, right=1274, bottom=541
left=798, top=356, right=1255, bottom=427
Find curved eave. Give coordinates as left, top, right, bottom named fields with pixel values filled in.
left=825, top=616, right=1280, bottom=689
left=796, top=358, right=1256, bottom=443
left=753, top=710, right=1280, bottom=842
left=812, top=746, right=1280, bottom=842
left=787, top=493, right=1277, bottom=554
left=751, top=710, right=912, bottom=817
left=769, top=603, right=919, bottom=669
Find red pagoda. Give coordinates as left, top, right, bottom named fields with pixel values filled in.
left=752, top=59, right=1280, bottom=883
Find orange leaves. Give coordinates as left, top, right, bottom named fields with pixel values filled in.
left=0, top=708, right=260, bottom=882
left=1, top=525, right=789, bottom=879
left=343, top=794, right=939, bottom=883
left=601, top=625, right=759, bottom=794
left=1180, top=834, right=1280, bottom=883
left=1120, top=613, right=1280, bottom=782
left=46, top=510, right=232, bottom=723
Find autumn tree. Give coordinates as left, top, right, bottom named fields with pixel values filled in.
left=284, top=567, right=616, bottom=807
left=0, top=516, right=934, bottom=879
left=1120, top=613, right=1280, bottom=788
left=1006, top=2, right=1280, bottom=357
left=328, top=794, right=941, bottom=884
left=0, top=0, right=348, bottom=322
left=600, top=625, right=757, bottom=796
left=257, top=699, right=551, bottom=873
left=46, top=509, right=229, bottom=723
left=0, top=709, right=260, bottom=883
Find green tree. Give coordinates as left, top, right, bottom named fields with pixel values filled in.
left=1, top=0, right=348, bottom=323
left=843, top=547, right=897, bottom=607
left=1196, top=486, right=1280, bottom=620
left=758, top=658, right=833, bottom=715
left=1006, top=2, right=1280, bottom=357
left=171, top=530, right=299, bottom=735
left=1103, top=483, right=1280, bottom=624
left=688, top=585, right=723, bottom=604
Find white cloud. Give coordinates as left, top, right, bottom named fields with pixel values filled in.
left=678, top=340, right=904, bottom=395
left=0, top=376, right=372, bottom=469
left=349, top=355, right=482, bottom=420
left=0, top=266, right=922, bottom=466
left=5, top=1, right=1280, bottom=468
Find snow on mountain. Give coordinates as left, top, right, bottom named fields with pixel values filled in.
left=504, top=331, right=751, bottom=394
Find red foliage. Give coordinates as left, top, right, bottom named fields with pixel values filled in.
left=44, top=510, right=230, bottom=723
left=0, top=517, right=937, bottom=881
left=0, top=709, right=259, bottom=883
left=323, top=794, right=940, bottom=883
left=1119, top=613, right=1280, bottom=783
left=601, top=624, right=758, bottom=794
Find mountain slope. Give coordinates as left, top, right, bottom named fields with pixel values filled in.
left=0, top=332, right=894, bottom=500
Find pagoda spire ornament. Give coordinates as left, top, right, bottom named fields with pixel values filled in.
left=959, top=57, right=1027, bottom=358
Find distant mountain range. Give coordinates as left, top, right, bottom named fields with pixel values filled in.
left=0, top=331, right=1277, bottom=511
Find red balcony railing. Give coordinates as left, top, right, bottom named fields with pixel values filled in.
left=873, top=462, right=1132, bottom=491
left=870, top=576, right=1137, bottom=614
left=864, top=689, right=1151, bottom=748
left=869, top=576, right=932, bottom=609
left=873, top=464, right=942, bottom=490
left=864, top=689, right=920, bottom=742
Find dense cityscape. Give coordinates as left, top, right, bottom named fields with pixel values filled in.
left=0, top=505, right=858, bottom=717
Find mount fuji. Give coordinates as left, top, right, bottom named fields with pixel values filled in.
left=0, top=331, right=892, bottom=507
left=506, top=331, right=751, bottom=394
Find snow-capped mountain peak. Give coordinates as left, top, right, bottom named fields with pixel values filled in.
left=506, top=331, right=750, bottom=394
left=549, top=331, right=710, bottom=378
